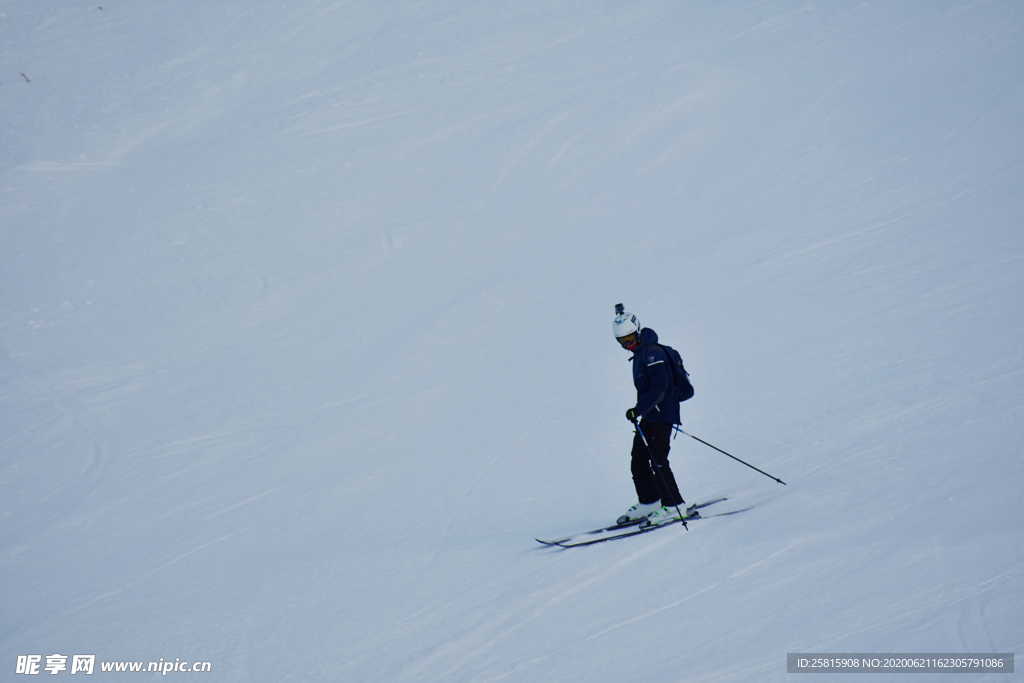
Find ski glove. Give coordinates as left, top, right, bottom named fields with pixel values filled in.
left=625, top=407, right=639, bottom=423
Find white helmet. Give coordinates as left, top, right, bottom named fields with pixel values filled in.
left=612, top=303, right=640, bottom=339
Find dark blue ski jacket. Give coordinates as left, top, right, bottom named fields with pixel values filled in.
left=631, top=327, right=681, bottom=425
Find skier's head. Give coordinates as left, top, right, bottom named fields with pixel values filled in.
left=613, top=303, right=641, bottom=351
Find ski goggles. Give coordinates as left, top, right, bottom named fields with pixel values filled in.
left=616, top=332, right=639, bottom=348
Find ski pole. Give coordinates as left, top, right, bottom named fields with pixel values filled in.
left=672, top=426, right=787, bottom=486
left=632, top=420, right=687, bottom=529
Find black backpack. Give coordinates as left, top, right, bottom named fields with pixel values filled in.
left=658, top=344, right=694, bottom=402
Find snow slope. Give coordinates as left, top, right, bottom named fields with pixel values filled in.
left=2, top=2, right=1023, bottom=681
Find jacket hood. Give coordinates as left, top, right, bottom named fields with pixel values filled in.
left=638, top=327, right=659, bottom=347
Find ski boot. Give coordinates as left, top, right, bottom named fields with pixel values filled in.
left=616, top=500, right=661, bottom=525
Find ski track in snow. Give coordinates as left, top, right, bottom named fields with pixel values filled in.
left=66, top=532, right=236, bottom=616
left=401, top=538, right=671, bottom=680
left=804, top=561, right=1024, bottom=653
left=586, top=580, right=720, bottom=641
left=204, top=488, right=277, bottom=520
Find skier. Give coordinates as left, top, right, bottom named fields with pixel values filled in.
left=613, top=305, right=691, bottom=526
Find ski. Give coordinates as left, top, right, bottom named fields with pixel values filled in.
left=535, top=497, right=727, bottom=547
left=555, top=513, right=702, bottom=547
left=534, top=519, right=644, bottom=547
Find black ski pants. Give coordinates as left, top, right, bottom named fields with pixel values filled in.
left=630, top=420, right=684, bottom=507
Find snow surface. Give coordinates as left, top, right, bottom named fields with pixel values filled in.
left=2, top=2, right=1023, bottom=681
